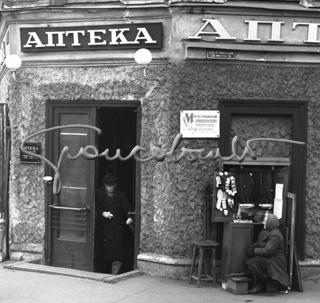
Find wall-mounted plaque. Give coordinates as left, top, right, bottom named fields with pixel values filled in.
left=180, top=110, right=220, bottom=138
left=20, top=142, right=42, bottom=164
left=207, top=50, right=235, bottom=60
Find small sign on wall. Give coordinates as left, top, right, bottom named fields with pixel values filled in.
left=20, top=142, right=42, bottom=164
left=207, top=50, right=235, bottom=60
left=180, top=110, right=220, bottom=138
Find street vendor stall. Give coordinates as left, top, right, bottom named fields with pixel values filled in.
left=205, top=158, right=302, bottom=292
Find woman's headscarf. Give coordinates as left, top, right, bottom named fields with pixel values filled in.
left=265, top=213, right=280, bottom=231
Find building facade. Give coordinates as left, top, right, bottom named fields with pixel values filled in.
left=0, top=0, right=319, bottom=280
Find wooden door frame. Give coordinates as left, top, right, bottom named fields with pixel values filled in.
left=45, top=100, right=141, bottom=269
left=219, top=99, right=307, bottom=260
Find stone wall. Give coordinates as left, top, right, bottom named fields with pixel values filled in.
left=7, top=61, right=320, bottom=262
left=231, top=115, right=292, bottom=158
left=139, top=62, right=319, bottom=261
left=7, top=80, right=46, bottom=259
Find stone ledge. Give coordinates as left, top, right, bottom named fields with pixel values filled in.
left=10, top=251, right=42, bottom=262
left=299, top=259, right=320, bottom=282
left=299, top=259, right=320, bottom=267
left=137, top=253, right=192, bottom=280
left=137, top=253, right=192, bottom=266
left=4, top=258, right=143, bottom=283
left=10, top=243, right=43, bottom=254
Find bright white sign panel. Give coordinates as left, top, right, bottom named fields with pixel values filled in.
left=180, top=110, right=220, bottom=138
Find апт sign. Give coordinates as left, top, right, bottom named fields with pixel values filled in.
left=187, top=18, right=320, bottom=45
left=180, top=110, right=220, bottom=138
left=20, top=23, right=163, bottom=52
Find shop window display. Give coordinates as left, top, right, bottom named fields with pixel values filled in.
left=210, top=166, right=288, bottom=224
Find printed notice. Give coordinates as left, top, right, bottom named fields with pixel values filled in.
left=273, top=183, right=284, bottom=219
left=180, top=110, right=220, bottom=138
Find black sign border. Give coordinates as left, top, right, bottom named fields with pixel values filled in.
left=20, top=142, right=42, bottom=164
left=20, top=23, right=163, bottom=53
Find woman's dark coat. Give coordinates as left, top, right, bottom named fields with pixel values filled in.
left=97, top=187, right=133, bottom=263
left=246, top=213, right=289, bottom=288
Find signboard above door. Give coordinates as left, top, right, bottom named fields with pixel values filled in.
left=20, top=23, right=163, bottom=52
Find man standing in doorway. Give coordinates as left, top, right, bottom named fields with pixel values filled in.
left=97, top=173, right=134, bottom=275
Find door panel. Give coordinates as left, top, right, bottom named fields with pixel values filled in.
left=48, top=107, right=96, bottom=271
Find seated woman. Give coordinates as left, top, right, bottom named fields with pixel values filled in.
left=245, top=213, right=289, bottom=294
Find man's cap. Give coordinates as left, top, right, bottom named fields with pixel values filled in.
left=102, top=173, right=118, bottom=184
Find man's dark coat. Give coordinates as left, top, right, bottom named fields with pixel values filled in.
left=97, top=187, right=133, bottom=263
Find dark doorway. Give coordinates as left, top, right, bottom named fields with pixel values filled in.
left=95, top=106, right=137, bottom=274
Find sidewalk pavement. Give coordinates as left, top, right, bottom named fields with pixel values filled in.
left=0, top=260, right=319, bottom=303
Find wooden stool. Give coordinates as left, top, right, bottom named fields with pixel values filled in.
left=189, top=239, right=219, bottom=287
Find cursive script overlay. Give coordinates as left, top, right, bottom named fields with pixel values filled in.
left=20, top=124, right=306, bottom=195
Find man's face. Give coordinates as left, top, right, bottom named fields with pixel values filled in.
left=104, top=183, right=116, bottom=194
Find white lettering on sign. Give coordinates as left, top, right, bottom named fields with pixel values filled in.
left=26, top=146, right=39, bottom=151
left=188, top=19, right=236, bottom=41
left=134, top=28, right=157, bottom=44
left=22, top=27, right=157, bottom=48
left=244, top=20, right=284, bottom=42
left=88, top=29, right=107, bottom=45
left=188, top=18, right=320, bottom=44
left=109, top=27, right=157, bottom=45
left=293, top=22, right=320, bottom=43
left=109, top=28, right=134, bottom=45
left=23, top=32, right=46, bottom=48
left=65, top=30, right=85, bottom=46
left=46, top=31, right=66, bottom=47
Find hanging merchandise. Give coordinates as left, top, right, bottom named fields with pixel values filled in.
left=215, top=171, right=238, bottom=217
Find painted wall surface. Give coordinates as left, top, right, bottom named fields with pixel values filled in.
left=2, top=3, right=320, bottom=264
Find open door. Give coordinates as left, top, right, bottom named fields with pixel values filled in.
left=46, top=102, right=140, bottom=273
left=46, top=106, right=96, bottom=271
